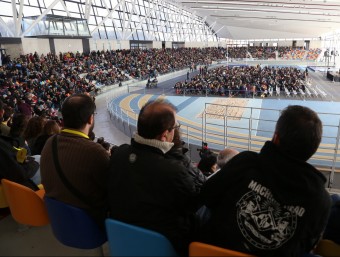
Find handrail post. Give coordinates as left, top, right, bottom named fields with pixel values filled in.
left=127, top=110, right=130, bottom=126
left=330, top=119, right=340, bottom=188
left=248, top=107, right=253, bottom=151
left=202, top=103, right=205, bottom=144
left=186, top=125, right=190, bottom=159
left=224, top=115, right=226, bottom=149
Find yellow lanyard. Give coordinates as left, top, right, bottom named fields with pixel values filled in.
left=61, top=129, right=89, bottom=139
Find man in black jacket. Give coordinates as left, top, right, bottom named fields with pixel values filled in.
left=199, top=105, right=331, bottom=257
left=108, top=99, right=198, bottom=256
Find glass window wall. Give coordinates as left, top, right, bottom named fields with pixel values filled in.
left=0, top=0, right=217, bottom=42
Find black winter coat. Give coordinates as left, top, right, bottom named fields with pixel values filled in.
left=199, top=141, right=331, bottom=257
left=165, top=145, right=206, bottom=193
left=108, top=139, right=199, bottom=256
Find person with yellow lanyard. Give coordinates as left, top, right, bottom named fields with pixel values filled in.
left=40, top=93, right=110, bottom=229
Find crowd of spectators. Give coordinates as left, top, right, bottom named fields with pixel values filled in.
left=174, top=65, right=307, bottom=97
left=0, top=48, right=227, bottom=119
left=278, top=46, right=307, bottom=60
left=226, top=46, right=321, bottom=61
left=247, top=46, right=276, bottom=59
left=306, top=48, right=323, bottom=60
left=0, top=46, right=321, bottom=122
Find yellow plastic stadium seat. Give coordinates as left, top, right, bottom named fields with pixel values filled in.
left=314, top=239, right=340, bottom=257
left=189, top=242, right=255, bottom=257
left=1, top=179, right=49, bottom=226
left=0, top=184, right=9, bottom=208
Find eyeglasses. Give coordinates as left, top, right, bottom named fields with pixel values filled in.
left=172, top=122, right=181, bottom=130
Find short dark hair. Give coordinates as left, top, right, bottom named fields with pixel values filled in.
left=9, top=113, right=29, bottom=138
left=61, top=94, right=96, bottom=129
left=275, top=105, right=322, bottom=161
left=3, top=105, right=14, bottom=121
left=137, top=100, right=176, bottom=139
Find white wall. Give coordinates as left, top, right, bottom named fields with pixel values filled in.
left=22, top=38, right=50, bottom=55
left=90, top=39, right=131, bottom=51
left=277, top=40, right=304, bottom=47
left=54, top=39, right=83, bottom=53
left=3, top=43, right=23, bottom=58
left=185, top=41, right=218, bottom=48
left=165, top=41, right=172, bottom=48
left=310, top=40, right=322, bottom=48
left=207, top=41, right=218, bottom=47
left=89, top=39, right=116, bottom=51
left=152, top=41, right=162, bottom=49
left=185, top=41, right=204, bottom=48
left=277, top=41, right=293, bottom=47
left=296, top=40, right=305, bottom=47
left=120, top=40, right=130, bottom=50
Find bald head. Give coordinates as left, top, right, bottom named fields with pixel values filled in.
left=217, top=148, right=239, bottom=169
left=137, top=100, right=177, bottom=140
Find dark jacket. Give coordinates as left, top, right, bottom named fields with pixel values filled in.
left=108, top=139, right=199, bottom=256
left=0, top=135, right=39, bottom=190
left=31, top=134, right=51, bottom=155
left=166, top=145, right=206, bottom=193
left=199, top=141, right=331, bottom=257
left=323, top=194, right=340, bottom=244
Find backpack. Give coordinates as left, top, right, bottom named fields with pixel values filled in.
left=0, top=135, right=39, bottom=191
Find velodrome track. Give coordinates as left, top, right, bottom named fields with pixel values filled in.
left=110, top=92, right=340, bottom=160
left=103, top=62, right=340, bottom=188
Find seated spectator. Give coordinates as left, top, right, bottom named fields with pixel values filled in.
left=216, top=148, right=239, bottom=170
left=9, top=113, right=29, bottom=150
left=198, top=153, right=218, bottom=177
left=199, top=105, right=331, bottom=257
left=0, top=100, right=10, bottom=136
left=96, top=137, right=111, bottom=155
left=0, top=134, right=40, bottom=190
left=41, top=94, right=110, bottom=228
left=323, top=194, right=340, bottom=245
left=24, top=116, right=46, bottom=151
left=31, top=120, right=61, bottom=155
left=2, top=104, right=14, bottom=128
left=166, top=126, right=206, bottom=193
left=108, top=99, right=199, bottom=256
left=97, top=136, right=104, bottom=145
left=17, top=99, right=32, bottom=118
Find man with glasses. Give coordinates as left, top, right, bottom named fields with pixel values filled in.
left=108, top=99, right=199, bottom=256
left=41, top=94, right=110, bottom=228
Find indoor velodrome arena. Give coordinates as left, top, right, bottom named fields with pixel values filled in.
left=1, top=0, right=340, bottom=256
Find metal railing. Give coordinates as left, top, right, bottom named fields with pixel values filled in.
left=106, top=90, right=340, bottom=188
left=200, top=103, right=340, bottom=188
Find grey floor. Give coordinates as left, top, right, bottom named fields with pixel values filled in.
left=93, top=93, right=130, bottom=146
left=0, top=214, right=109, bottom=256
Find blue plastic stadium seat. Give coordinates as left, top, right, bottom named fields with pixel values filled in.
left=44, top=196, right=107, bottom=249
left=105, top=218, right=178, bottom=256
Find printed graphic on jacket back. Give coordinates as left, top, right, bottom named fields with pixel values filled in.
left=236, top=180, right=305, bottom=249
